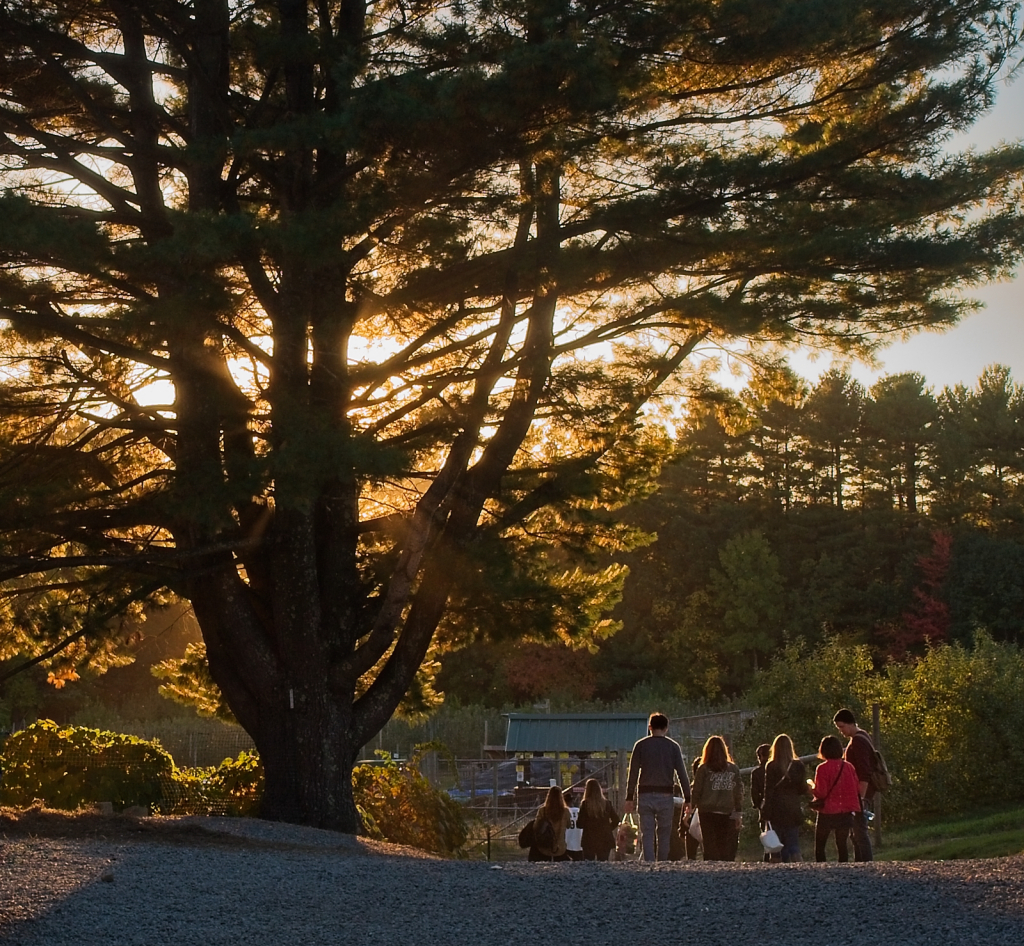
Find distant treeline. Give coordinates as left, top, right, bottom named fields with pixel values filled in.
left=440, top=365, right=1024, bottom=705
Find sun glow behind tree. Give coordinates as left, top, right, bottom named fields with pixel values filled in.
left=1, top=1, right=1023, bottom=830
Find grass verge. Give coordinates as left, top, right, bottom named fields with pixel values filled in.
left=874, top=805, right=1024, bottom=861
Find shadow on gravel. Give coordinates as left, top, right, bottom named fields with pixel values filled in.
left=1, top=807, right=248, bottom=846
left=2, top=839, right=1022, bottom=946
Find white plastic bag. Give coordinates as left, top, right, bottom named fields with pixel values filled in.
left=760, top=821, right=784, bottom=854
left=688, top=809, right=702, bottom=843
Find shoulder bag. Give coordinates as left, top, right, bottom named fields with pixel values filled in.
left=808, top=761, right=847, bottom=811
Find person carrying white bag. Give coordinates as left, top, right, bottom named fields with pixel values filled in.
left=685, top=735, right=744, bottom=861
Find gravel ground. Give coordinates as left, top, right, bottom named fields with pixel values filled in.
left=2, top=815, right=1023, bottom=946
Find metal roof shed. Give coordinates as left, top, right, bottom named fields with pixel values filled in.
left=504, top=713, right=648, bottom=753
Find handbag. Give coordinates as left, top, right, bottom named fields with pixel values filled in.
left=688, top=809, right=702, bottom=843
left=518, top=819, right=535, bottom=849
left=809, top=761, right=847, bottom=812
left=760, top=821, right=784, bottom=854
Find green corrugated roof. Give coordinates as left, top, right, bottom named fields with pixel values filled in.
left=504, top=713, right=648, bottom=752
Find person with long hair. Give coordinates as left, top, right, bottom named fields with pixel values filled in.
left=760, top=733, right=808, bottom=862
left=577, top=778, right=618, bottom=861
left=532, top=785, right=571, bottom=861
left=810, top=735, right=861, bottom=862
left=687, top=735, right=744, bottom=861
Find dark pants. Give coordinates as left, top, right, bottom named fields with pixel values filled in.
left=852, top=808, right=873, bottom=862
left=814, top=812, right=854, bottom=862
left=699, top=811, right=737, bottom=861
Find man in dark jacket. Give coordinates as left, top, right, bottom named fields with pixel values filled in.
left=623, top=712, right=690, bottom=861
left=834, top=708, right=876, bottom=862
left=750, top=743, right=771, bottom=862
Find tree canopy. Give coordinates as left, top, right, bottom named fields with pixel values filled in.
left=591, top=363, right=1024, bottom=703
left=1, top=0, right=1023, bottom=829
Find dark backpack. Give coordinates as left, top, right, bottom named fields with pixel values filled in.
left=870, top=749, right=892, bottom=793
left=535, top=817, right=556, bottom=850
left=855, top=732, right=892, bottom=793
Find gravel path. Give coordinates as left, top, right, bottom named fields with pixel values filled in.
left=2, top=818, right=1023, bottom=946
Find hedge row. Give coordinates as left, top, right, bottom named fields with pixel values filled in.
left=0, top=721, right=467, bottom=854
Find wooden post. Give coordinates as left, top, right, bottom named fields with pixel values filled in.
left=492, top=760, right=499, bottom=814
left=616, top=749, right=628, bottom=810
left=872, top=702, right=882, bottom=849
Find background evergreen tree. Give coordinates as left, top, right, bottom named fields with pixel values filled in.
left=863, top=372, right=938, bottom=513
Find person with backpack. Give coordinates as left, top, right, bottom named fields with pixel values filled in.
left=577, top=778, right=618, bottom=861
left=810, top=735, right=862, bottom=862
left=833, top=708, right=884, bottom=862
left=532, top=785, right=571, bottom=861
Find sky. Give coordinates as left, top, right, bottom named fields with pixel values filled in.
left=811, top=74, right=1024, bottom=394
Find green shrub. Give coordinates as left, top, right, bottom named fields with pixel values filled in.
left=205, top=750, right=263, bottom=816
left=737, top=634, right=1024, bottom=823
left=157, top=751, right=263, bottom=816
left=352, top=745, right=469, bottom=855
left=735, top=637, right=879, bottom=762
left=0, top=719, right=174, bottom=811
left=878, top=634, right=1024, bottom=819
left=0, top=721, right=460, bottom=853
left=157, top=764, right=217, bottom=815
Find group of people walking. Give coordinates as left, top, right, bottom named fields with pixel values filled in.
left=528, top=708, right=882, bottom=863
left=525, top=778, right=619, bottom=861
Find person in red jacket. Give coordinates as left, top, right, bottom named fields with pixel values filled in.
left=810, top=735, right=862, bottom=862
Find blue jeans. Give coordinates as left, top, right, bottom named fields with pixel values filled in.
left=638, top=793, right=675, bottom=861
left=771, top=824, right=801, bottom=862
left=852, top=809, right=873, bottom=862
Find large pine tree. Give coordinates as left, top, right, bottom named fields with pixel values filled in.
left=1, top=1, right=1023, bottom=829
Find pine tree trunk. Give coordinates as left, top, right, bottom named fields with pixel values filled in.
left=249, top=686, right=360, bottom=831
left=188, top=571, right=369, bottom=833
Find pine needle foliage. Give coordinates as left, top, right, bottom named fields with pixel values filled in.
left=1, top=0, right=1022, bottom=830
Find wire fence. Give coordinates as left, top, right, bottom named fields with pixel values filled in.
left=155, top=729, right=256, bottom=768
left=443, top=758, right=622, bottom=861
